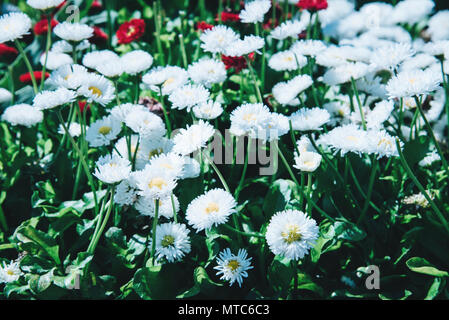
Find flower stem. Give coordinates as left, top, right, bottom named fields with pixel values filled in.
left=351, top=77, right=366, bottom=130
left=357, top=156, right=378, bottom=225
left=40, top=15, right=53, bottom=91
left=245, top=56, right=263, bottom=103
left=395, top=138, right=449, bottom=234
left=414, top=96, right=449, bottom=179
left=15, top=40, right=38, bottom=94
left=234, top=138, right=251, bottom=200
left=151, top=199, right=160, bottom=265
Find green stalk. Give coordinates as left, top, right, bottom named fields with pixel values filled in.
left=179, top=34, right=188, bottom=69
left=171, top=193, right=178, bottom=223
left=57, top=110, right=99, bottom=215
left=395, top=139, right=449, bottom=234
left=15, top=40, right=38, bottom=94
left=357, top=157, right=378, bottom=225
left=440, top=60, right=449, bottom=144
left=151, top=199, right=160, bottom=265
left=306, top=173, right=313, bottom=216
left=414, top=96, right=449, bottom=178
left=351, top=77, right=366, bottom=130
left=154, top=1, right=165, bottom=66
left=221, top=223, right=264, bottom=238
left=87, top=186, right=115, bottom=255
left=245, top=56, right=263, bottom=103
left=234, top=138, right=252, bottom=200
left=8, top=66, right=15, bottom=104
left=40, top=15, right=53, bottom=91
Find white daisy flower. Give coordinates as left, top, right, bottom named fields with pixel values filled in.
left=239, top=0, right=271, bottom=24
left=317, top=124, right=369, bottom=156
left=399, top=54, right=437, bottom=72
left=124, top=109, right=166, bottom=139
left=180, top=157, right=201, bottom=179
left=51, top=40, right=90, bottom=54
left=265, top=209, right=319, bottom=260
left=26, top=0, right=64, bottom=10
left=290, top=107, right=330, bottom=131
left=225, top=35, right=265, bottom=57
left=146, top=153, right=186, bottom=179
left=39, top=51, right=73, bottom=71
left=93, top=154, right=131, bottom=184
left=391, top=0, right=434, bottom=25
left=214, top=248, right=253, bottom=287
left=33, top=87, right=77, bottom=110
left=0, top=261, right=23, bottom=283
left=121, top=50, right=154, bottom=75
left=143, top=66, right=189, bottom=96
left=193, top=100, right=224, bottom=120
left=427, top=12, right=449, bottom=41
left=355, top=73, right=387, bottom=99
left=0, top=12, right=32, bottom=43
left=419, top=151, right=440, bottom=167
left=291, top=40, right=327, bottom=57
left=136, top=137, right=174, bottom=170
left=1, top=104, right=43, bottom=128
left=54, top=22, right=94, bottom=42
left=135, top=194, right=179, bottom=219
left=270, top=19, right=307, bottom=40
left=188, top=59, right=227, bottom=88
left=0, top=88, right=13, bottom=104
left=77, top=74, right=116, bottom=106
left=49, top=64, right=89, bottom=89
left=186, top=188, right=237, bottom=232
left=152, top=222, right=191, bottom=263
left=109, top=103, right=147, bottom=123
left=366, top=100, right=394, bottom=129
left=82, top=50, right=120, bottom=69
left=272, top=75, right=313, bottom=105
left=322, top=62, right=371, bottom=86
left=296, top=136, right=315, bottom=154
left=135, top=167, right=178, bottom=199
left=258, top=113, right=290, bottom=142
left=86, top=115, right=122, bottom=147
left=114, top=173, right=140, bottom=206
left=370, top=42, right=415, bottom=71
left=366, top=130, right=400, bottom=159
left=172, top=120, right=215, bottom=156
left=96, top=61, right=124, bottom=78
left=268, top=50, right=307, bottom=72
left=168, top=84, right=210, bottom=111
left=386, top=69, right=441, bottom=99
left=58, top=122, right=83, bottom=137
left=200, top=25, right=240, bottom=54
left=229, top=103, right=272, bottom=138
left=293, top=151, right=322, bottom=172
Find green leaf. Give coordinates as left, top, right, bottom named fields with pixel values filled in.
left=425, top=277, right=445, bottom=300
left=263, top=179, right=297, bottom=217
left=17, top=226, right=61, bottom=266
left=406, top=257, right=449, bottom=277
left=268, top=256, right=293, bottom=292
left=194, top=266, right=223, bottom=295
left=333, top=220, right=366, bottom=242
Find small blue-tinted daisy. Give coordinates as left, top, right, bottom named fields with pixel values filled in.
left=214, top=248, right=253, bottom=287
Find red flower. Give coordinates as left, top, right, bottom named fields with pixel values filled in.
left=0, top=44, right=18, bottom=57
left=90, top=0, right=103, bottom=13
left=116, top=19, right=145, bottom=44
left=78, top=101, right=91, bottom=115
left=19, top=71, right=50, bottom=84
left=221, top=53, right=255, bottom=74
left=34, top=17, right=58, bottom=35
left=296, top=0, right=328, bottom=11
left=89, top=26, right=108, bottom=45
left=196, top=21, right=214, bottom=31
left=220, top=12, right=240, bottom=22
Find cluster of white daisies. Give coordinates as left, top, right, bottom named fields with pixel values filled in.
left=1, top=0, right=449, bottom=288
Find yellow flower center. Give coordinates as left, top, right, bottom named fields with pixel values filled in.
left=89, top=86, right=103, bottom=97
left=243, top=113, right=257, bottom=122
left=163, top=77, right=175, bottom=87
left=204, top=202, right=219, bottom=214
left=160, top=163, right=173, bottom=169
left=281, top=224, right=302, bottom=244
left=346, top=135, right=359, bottom=142
left=304, top=160, right=314, bottom=167
left=149, top=148, right=163, bottom=159
left=378, top=138, right=392, bottom=147
left=227, top=259, right=240, bottom=272
left=98, top=126, right=112, bottom=135
left=148, top=177, right=167, bottom=190
left=126, top=26, right=136, bottom=37
left=6, top=269, right=15, bottom=276
left=284, top=56, right=294, bottom=62
left=161, top=235, right=175, bottom=248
